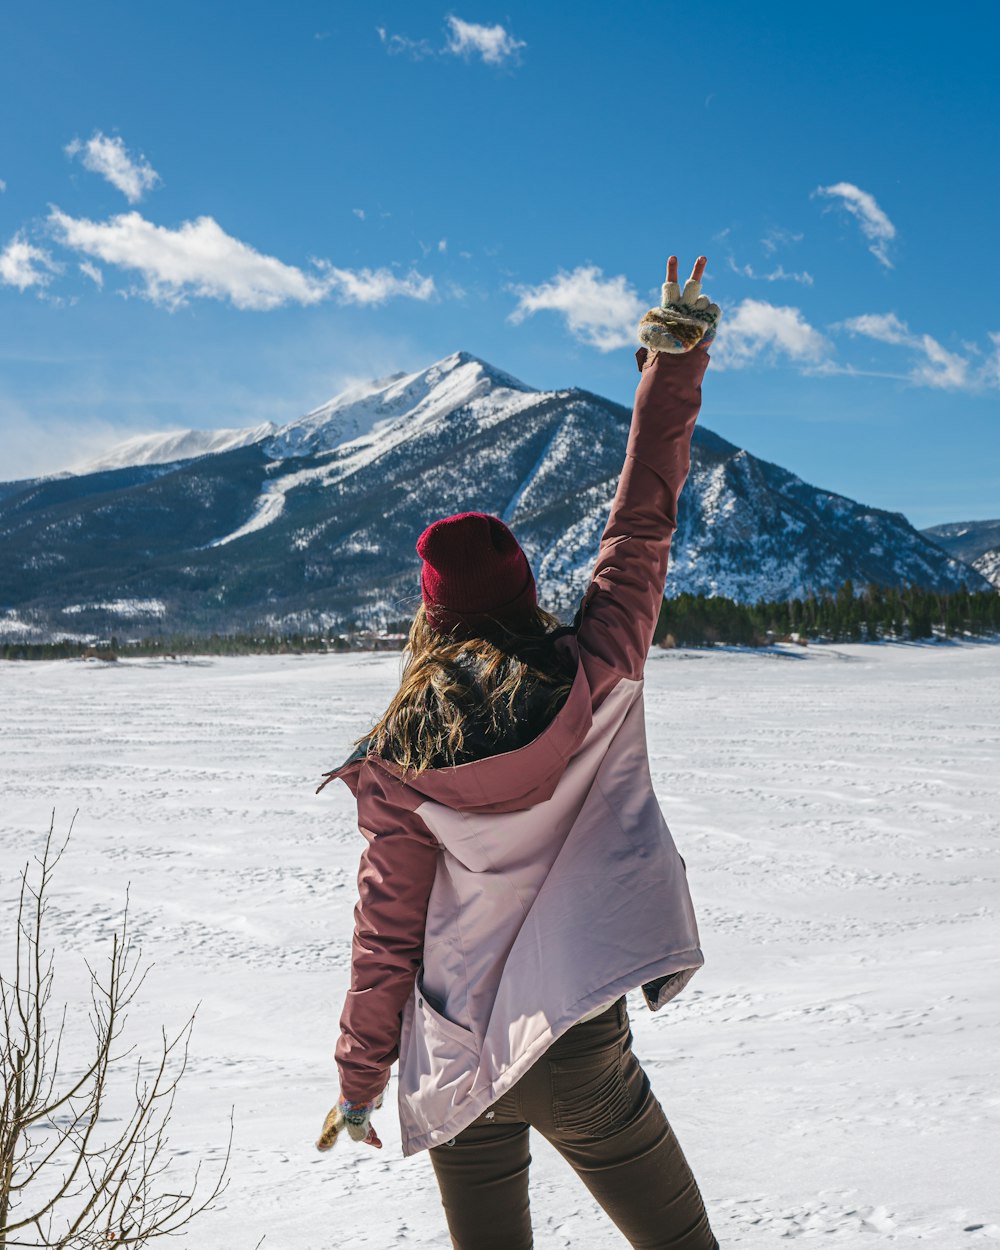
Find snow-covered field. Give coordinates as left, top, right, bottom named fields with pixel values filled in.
left=1, top=641, right=998, bottom=1247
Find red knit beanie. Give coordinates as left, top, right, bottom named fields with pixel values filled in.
left=417, top=512, right=537, bottom=636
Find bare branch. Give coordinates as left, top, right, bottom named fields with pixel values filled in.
left=1, top=816, right=232, bottom=1248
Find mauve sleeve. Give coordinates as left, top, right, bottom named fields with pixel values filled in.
left=575, top=346, right=709, bottom=681
left=335, top=766, right=440, bottom=1103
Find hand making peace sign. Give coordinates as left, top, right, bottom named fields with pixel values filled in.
left=638, top=254, right=721, bottom=354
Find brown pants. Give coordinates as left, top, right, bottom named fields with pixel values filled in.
left=428, top=997, right=719, bottom=1249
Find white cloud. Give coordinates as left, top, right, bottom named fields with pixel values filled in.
left=727, top=257, right=813, bottom=285
left=711, top=298, right=830, bottom=370
left=49, top=208, right=325, bottom=310
left=352, top=207, right=366, bottom=220
left=836, top=311, right=972, bottom=389
left=813, top=182, right=896, bottom=268
left=444, top=16, right=525, bottom=64
left=313, top=262, right=435, bottom=305
left=911, top=337, right=970, bottom=389
left=0, top=232, right=62, bottom=290
left=378, top=16, right=525, bottom=64
left=0, top=179, right=6, bottom=193
left=48, top=207, right=435, bottom=310
left=79, top=260, right=104, bottom=288
left=65, top=131, right=161, bottom=204
left=508, top=265, right=645, bottom=352
left=836, top=312, right=910, bottom=346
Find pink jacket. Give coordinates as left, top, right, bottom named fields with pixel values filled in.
left=319, top=345, right=710, bottom=1157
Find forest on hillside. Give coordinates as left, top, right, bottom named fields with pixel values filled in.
left=3, top=581, right=998, bottom=661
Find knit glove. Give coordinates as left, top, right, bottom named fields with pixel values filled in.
left=638, top=273, right=721, bottom=355
left=316, top=1088, right=385, bottom=1151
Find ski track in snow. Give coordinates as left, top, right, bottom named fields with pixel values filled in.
left=1, top=641, right=998, bottom=1247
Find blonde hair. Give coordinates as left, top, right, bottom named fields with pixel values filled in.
left=361, top=603, right=575, bottom=774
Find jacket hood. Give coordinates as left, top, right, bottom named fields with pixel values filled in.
left=318, top=636, right=593, bottom=813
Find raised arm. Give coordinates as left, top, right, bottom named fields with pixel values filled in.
left=576, top=254, right=716, bottom=681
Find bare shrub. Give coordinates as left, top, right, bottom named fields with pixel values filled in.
left=1, top=814, right=232, bottom=1247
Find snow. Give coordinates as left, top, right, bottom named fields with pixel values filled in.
left=973, top=548, right=1000, bottom=587
left=265, top=351, right=532, bottom=461
left=206, top=480, right=291, bottom=548
left=1, top=642, right=997, bottom=1247
left=74, top=423, right=277, bottom=473
left=502, top=419, right=569, bottom=525
left=206, top=354, right=545, bottom=548
left=64, top=353, right=529, bottom=479
left=61, top=598, right=167, bottom=618
left=0, top=610, right=34, bottom=637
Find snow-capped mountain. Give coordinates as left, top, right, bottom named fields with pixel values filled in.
left=0, top=351, right=990, bottom=639
left=75, top=422, right=278, bottom=473
left=922, top=518, right=1000, bottom=588
left=266, top=355, right=533, bottom=461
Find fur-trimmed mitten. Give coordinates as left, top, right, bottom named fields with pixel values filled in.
left=638, top=273, right=721, bottom=355
left=316, top=1087, right=385, bottom=1151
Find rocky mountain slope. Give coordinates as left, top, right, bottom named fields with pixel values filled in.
left=922, top=518, right=1000, bottom=588
left=0, top=352, right=989, bottom=640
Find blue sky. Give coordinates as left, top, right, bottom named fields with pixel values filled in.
left=1, top=0, right=997, bottom=528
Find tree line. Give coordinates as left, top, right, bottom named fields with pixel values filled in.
left=653, top=580, right=1000, bottom=647
left=2, top=581, right=998, bottom=660
left=0, top=630, right=405, bottom=661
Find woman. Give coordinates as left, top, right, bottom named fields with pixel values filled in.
left=317, top=254, right=722, bottom=1250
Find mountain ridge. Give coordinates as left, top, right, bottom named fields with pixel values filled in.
left=0, top=351, right=990, bottom=641
left=921, top=518, right=1000, bottom=589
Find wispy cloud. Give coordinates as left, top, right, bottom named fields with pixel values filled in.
left=0, top=232, right=62, bottom=291
left=508, top=265, right=645, bottom=352
left=761, top=227, right=803, bottom=255
left=813, top=181, right=896, bottom=269
left=47, top=207, right=435, bottom=310
left=65, top=131, right=161, bottom=204
left=835, top=312, right=971, bottom=389
left=444, top=16, right=525, bottom=64
left=376, top=26, right=434, bottom=58
left=378, top=15, right=525, bottom=65
left=79, top=260, right=103, bottom=288
left=727, top=256, right=814, bottom=285
left=802, top=360, right=913, bottom=383
left=0, top=179, right=6, bottom=193
left=711, top=298, right=830, bottom=370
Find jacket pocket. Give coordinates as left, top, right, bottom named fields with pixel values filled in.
left=550, top=1040, right=633, bottom=1136
left=398, top=970, right=480, bottom=1125
left=415, top=969, right=478, bottom=1052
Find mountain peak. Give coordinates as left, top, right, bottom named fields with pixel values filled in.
left=435, top=350, right=534, bottom=391
left=266, top=350, right=534, bottom=460
left=54, top=352, right=537, bottom=479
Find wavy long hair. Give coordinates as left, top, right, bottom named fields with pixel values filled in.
left=361, top=603, right=576, bottom=774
